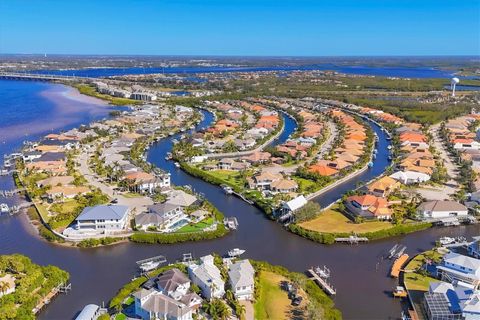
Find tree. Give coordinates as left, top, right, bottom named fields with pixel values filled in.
left=294, top=201, right=321, bottom=223
left=0, top=281, right=11, bottom=295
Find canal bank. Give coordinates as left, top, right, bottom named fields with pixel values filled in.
left=1, top=80, right=479, bottom=320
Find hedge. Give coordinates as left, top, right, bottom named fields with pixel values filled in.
left=130, top=224, right=228, bottom=244
left=288, top=222, right=432, bottom=244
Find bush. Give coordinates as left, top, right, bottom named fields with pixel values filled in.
left=130, top=224, right=228, bottom=244
left=77, top=237, right=119, bottom=248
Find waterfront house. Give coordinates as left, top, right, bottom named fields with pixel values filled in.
left=389, top=170, right=431, bottom=185
left=66, top=205, right=130, bottom=235
left=218, top=158, right=234, bottom=170
left=36, top=175, right=75, bottom=188
left=45, top=185, right=90, bottom=201
left=134, top=289, right=193, bottom=320
left=437, top=252, right=480, bottom=286
left=188, top=255, right=225, bottom=300
left=308, top=164, right=339, bottom=177
left=228, top=259, right=255, bottom=300
left=417, top=201, right=468, bottom=219
left=166, top=190, right=198, bottom=208
left=280, top=195, right=308, bottom=218
left=22, top=151, right=42, bottom=162
left=0, top=274, right=15, bottom=297
left=424, top=281, right=480, bottom=320
left=247, top=171, right=283, bottom=190
left=271, top=178, right=298, bottom=193
left=468, top=237, right=480, bottom=259
left=135, top=203, right=186, bottom=232
left=345, top=194, right=392, bottom=220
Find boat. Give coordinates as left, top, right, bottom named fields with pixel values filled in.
left=172, top=139, right=179, bottom=144
left=368, top=162, right=374, bottom=168
left=439, top=236, right=456, bottom=245
left=165, top=152, right=173, bottom=160
left=228, top=248, right=245, bottom=257
left=0, top=203, right=9, bottom=213
left=139, top=260, right=162, bottom=272
left=373, top=149, right=378, bottom=154
left=222, top=185, right=233, bottom=195
left=393, top=286, right=408, bottom=298
left=394, top=245, right=407, bottom=258
left=388, top=155, right=393, bottom=161
left=174, top=162, right=180, bottom=168
left=387, top=145, right=393, bottom=150
left=387, top=244, right=399, bottom=259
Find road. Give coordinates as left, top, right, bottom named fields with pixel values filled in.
left=430, top=123, right=460, bottom=190
left=76, top=147, right=153, bottom=214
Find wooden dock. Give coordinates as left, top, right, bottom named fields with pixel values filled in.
left=32, top=282, right=71, bottom=314
left=307, top=268, right=336, bottom=295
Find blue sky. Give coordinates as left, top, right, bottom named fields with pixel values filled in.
left=0, top=0, right=479, bottom=56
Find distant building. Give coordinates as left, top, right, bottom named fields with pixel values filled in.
left=417, top=201, right=468, bottom=220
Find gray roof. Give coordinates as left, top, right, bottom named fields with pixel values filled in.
left=148, top=203, right=181, bottom=216
left=135, top=290, right=192, bottom=318
left=443, top=252, right=480, bottom=271
left=34, top=152, right=66, bottom=162
left=76, top=205, right=129, bottom=221
left=155, top=268, right=190, bottom=293
left=75, top=304, right=100, bottom=320
left=417, top=200, right=467, bottom=212
left=228, top=259, right=255, bottom=288
left=135, top=212, right=167, bottom=226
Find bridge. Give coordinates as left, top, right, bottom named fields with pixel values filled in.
left=0, top=72, right=98, bottom=82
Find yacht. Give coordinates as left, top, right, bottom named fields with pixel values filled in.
left=439, top=237, right=455, bottom=246
left=0, top=203, right=9, bottom=214
left=222, top=185, right=233, bottom=194
left=139, top=260, right=161, bottom=272
left=174, top=162, right=181, bottom=168
left=228, top=248, right=246, bottom=257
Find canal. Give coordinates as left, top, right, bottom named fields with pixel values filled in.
left=0, top=82, right=478, bottom=320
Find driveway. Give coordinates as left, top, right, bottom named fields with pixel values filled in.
left=77, top=149, right=153, bottom=214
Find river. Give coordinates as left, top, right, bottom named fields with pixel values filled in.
left=0, top=80, right=478, bottom=320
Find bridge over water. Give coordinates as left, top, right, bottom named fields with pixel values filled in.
left=0, top=72, right=99, bottom=82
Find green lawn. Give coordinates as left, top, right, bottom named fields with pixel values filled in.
left=254, top=271, right=292, bottom=320
left=50, top=199, right=80, bottom=215
left=115, top=314, right=127, bottom=320
left=176, top=217, right=214, bottom=233
left=299, top=205, right=392, bottom=233
left=207, top=169, right=246, bottom=190
left=35, top=203, right=51, bottom=222
left=293, top=176, right=320, bottom=193
left=404, top=250, right=443, bottom=291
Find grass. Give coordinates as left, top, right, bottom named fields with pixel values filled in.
left=74, top=84, right=140, bottom=106
left=115, top=313, right=127, bottom=320
left=404, top=250, right=443, bottom=291
left=50, top=199, right=80, bottom=214
left=175, top=217, right=214, bottom=233
left=254, top=271, right=292, bottom=320
left=35, top=203, right=51, bottom=222
left=206, top=169, right=245, bottom=190
left=293, top=176, right=320, bottom=193
left=299, top=206, right=392, bottom=234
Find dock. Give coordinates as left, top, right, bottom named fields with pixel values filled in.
left=136, top=255, right=167, bottom=266
left=390, top=254, right=409, bottom=278
left=231, top=191, right=254, bottom=205
left=307, top=267, right=336, bottom=295
left=335, top=235, right=369, bottom=244
left=32, top=282, right=71, bottom=314
left=223, top=217, right=239, bottom=230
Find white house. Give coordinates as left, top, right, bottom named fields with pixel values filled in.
left=417, top=200, right=468, bottom=219
left=453, top=139, right=480, bottom=151
left=135, top=203, right=186, bottom=232
left=228, top=260, right=255, bottom=300
left=281, top=195, right=307, bottom=216
left=188, top=255, right=225, bottom=300
left=64, top=205, right=130, bottom=236
left=437, top=252, right=480, bottom=286
left=389, top=170, right=431, bottom=185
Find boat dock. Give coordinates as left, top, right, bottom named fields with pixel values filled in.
left=0, top=188, right=25, bottom=197
left=335, top=235, right=369, bottom=244
left=231, top=191, right=254, bottom=205
left=223, top=217, right=239, bottom=230
left=32, top=282, right=71, bottom=314
left=307, top=267, right=336, bottom=295
left=390, top=254, right=409, bottom=278
left=136, top=255, right=167, bottom=267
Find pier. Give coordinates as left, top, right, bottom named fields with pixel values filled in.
left=32, top=282, right=71, bottom=315
left=307, top=267, right=336, bottom=295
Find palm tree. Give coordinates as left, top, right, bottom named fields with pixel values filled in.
left=235, top=303, right=246, bottom=320
left=0, top=281, right=11, bottom=295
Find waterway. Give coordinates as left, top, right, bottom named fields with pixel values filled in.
left=0, top=80, right=478, bottom=320
left=33, top=64, right=459, bottom=79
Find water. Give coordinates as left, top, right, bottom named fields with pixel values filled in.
left=32, top=64, right=458, bottom=79
left=0, top=79, right=478, bottom=320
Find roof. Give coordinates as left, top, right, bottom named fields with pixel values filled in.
left=417, top=201, right=467, bottom=213
left=271, top=179, right=298, bottom=190
left=156, top=268, right=190, bottom=293
left=228, top=260, right=255, bottom=288
left=443, top=252, right=480, bottom=271
left=148, top=202, right=181, bottom=216
left=75, top=304, right=100, bottom=320
left=166, top=190, right=197, bottom=207
left=135, top=290, right=192, bottom=318
left=367, top=176, right=398, bottom=192
left=76, top=205, right=129, bottom=221
left=284, top=195, right=307, bottom=212
left=188, top=255, right=224, bottom=291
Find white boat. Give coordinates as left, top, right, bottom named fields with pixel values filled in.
left=139, top=260, right=161, bottom=272
left=174, top=162, right=180, bottom=168
left=439, top=236, right=455, bottom=245
left=387, top=145, right=393, bottom=150
left=228, top=248, right=245, bottom=257
left=0, top=203, right=9, bottom=213
left=222, top=185, right=233, bottom=194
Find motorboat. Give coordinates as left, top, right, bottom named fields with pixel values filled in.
left=0, top=203, right=9, bottom=213
left=139, top=260, right=161, bottom=272
left=222, top=185, right=233, bottom=194
left=174, top=162, right=181, bottom=168
left=228, top=248, right=245, bottom=257
left=439, top=237, right=456, bottom=245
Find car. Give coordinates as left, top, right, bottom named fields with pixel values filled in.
left=292, top=296, right=303, bottom=306
left=110, top=198, right=119, bottom=204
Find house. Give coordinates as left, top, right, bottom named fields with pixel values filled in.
left=36, top=175, right=75, bottom=188
left=437, top=252, right=480, bottom=286
left=135, top=203, right=185, bottom=231
left=228, top=260, right=255, bottom=301
left=453, top=139, right=480, bottom=151
left=134, top=289, right=193, bottom=320
left=308, top=164, right=339, bottom=177
left=154, top=268, right=201, bottom=307
left=124, top=171, right=165, bottom=194
left=242, top=151, right=271, bottom=164
left=45, top=185, right=90, bottom=201
left=65, top=205, right=130, bottom=235
left=367, top=176, right=400, bottom=197
left=417, top=201, right=468, bottom=219
left=424, top=281, right=480, bottom=320
left=167, top=190, right=198, bottom=208
left=22, top=151, right=42, bottom=162
left=345, top=194, right=392, bottom=220
left=389, top=171, right=431, bottom=185
left=280, top=195, right=308, bottom=217
left=188, top=255, right=225, bottom=300
left=247, top=171, right=282, bottom=190
left=271, top=179, right=298, bottom=193
left=0, top=274, right=15, bottom=297
left=218, top=158, right=234, bottom=170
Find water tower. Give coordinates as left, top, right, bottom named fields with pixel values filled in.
left=451, top=77, right=460, bottom=97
